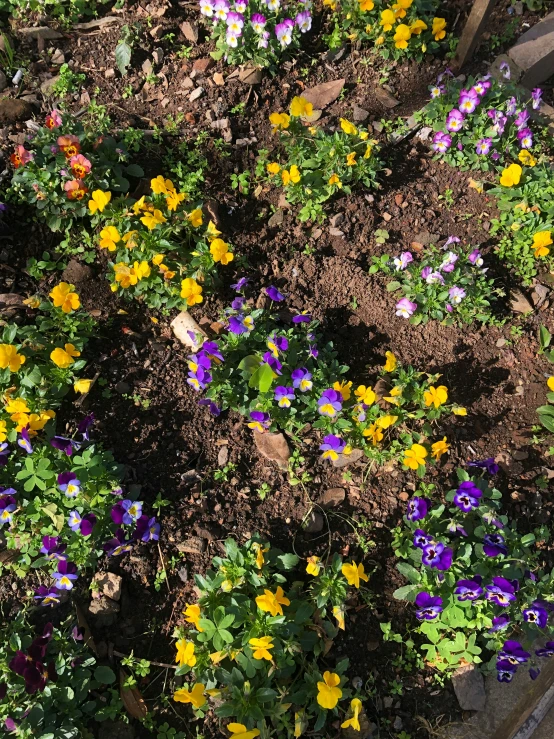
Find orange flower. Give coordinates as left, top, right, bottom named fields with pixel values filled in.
left=57, top=134, right=81, bottom=159
left=64, top=179, right=88, bottom=201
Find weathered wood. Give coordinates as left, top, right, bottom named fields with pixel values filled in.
left=453, top=0, right=499, bottom=70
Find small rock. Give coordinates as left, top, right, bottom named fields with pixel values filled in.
left=149, top=24, right=164, bottom=39
left=393, top=717, right=403, bottom=731
left=375, top=86, right=400, bottom=108
left=217, top=445, right=229, bottom=467
left=496, top=338, right=507, bottom=348
left=329, top=227, right=344, bottom=237
left=189, top=87, right=204, bottom=102
left=96, top=572, right=122, bottom=602
left=89, top=595, right=120, bottom=616
left=512, top=450, right=529, bottom=460
left=19, top=26, right=63, bottom=40
left=383, top=696, right=394, bottom=709
left=141, top=59, right=153, bottom=76
left=531, top=283, right=549, bottom=307
left=254, top=430, right=290, bottom=470
left=0, top=71, right=7, bottom=93
left=373, top=121, right=384, bottom=133
left=213, top=72, right=225, bottom=86
left=181, top=21, right=199, bottom=43
left=495, top=451, right=524, bottom=476
left=510, top=290, right=533, bottom=314
left=394, top=194, right=404, bottom=206
left=104, top=68, right=115, bottom=79
left=193, top=58, right=214, bottom=74
left=382, top=212, right=392, bottom=222
left=210, top=117, right=230, bottom=130
left=115, top=381, right=130, bottom=394
left=414, top=231, right=439, bottom=247
left=176, top=536, right=206, bottom=555
left=40, top=75, right=60, bottom=96
left=182, top=77, right=194, bottom=89
left=352, top=104, right=369, bottom=122
left=62, top=258, right=93, bottom=284
left=416, top=126, right=433, bottom=141
left=318, top=487, right=346, bottom=509
left=51, top=48, right=64, bottom=65
left=332, top=448, right=364, bottom=468
left=171, top=311, right=207, bottom=349
left=304, top=510, right=324, bottom=533
left=452, top=664, right=486, bottom=711
left=0, top=98, right=33, bottom=123
left=152, top=47, right=164, bottom=65
left=329, top=213, right=344, bottom=227
left=268, top=209, right=284, bottom=228
left=177, top=566, right=188, bottom=583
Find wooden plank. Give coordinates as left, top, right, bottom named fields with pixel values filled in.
left=453, top=0, right=499, bottom=71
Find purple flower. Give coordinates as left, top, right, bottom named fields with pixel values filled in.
left=40, top=536, right=67, bottom=561
left=531, top=88, right=542, bottom=110
left=393, top=252, right=413, bottom=271
left=468, top=249, right=484, bottom=267
left=317, top=389, right=342, bottom=418
left=68, top=510, right=82, bottom=532
left=415, top=592, right=443, bottom=621
left=34, top=585, right=62, bottom=607
left=251, top=13, right=266, bottom=32
left=134, top=515, right=160, bottom=542
left=440, top=252, right=458, bottom=273
left=319, top=434, right=346, bottom=461
left=490, top=615, right=511, bottom=632
left=0, top=494, right=16, bottom=525
left=395, top=298, right=417, bottom=319
left=53, top=560, right=78, bottom=591
left=486, top=577, right=517, bottom=607
left=231, top=277, right=249, bottom=291
left=58, top=471, right=81, bottom=498
left=292, top=311, right=312, bottom=323
left=231, top=297, right=244, bottom=311
left=248, top=410, right=271, bottom=433
left=198, top=399, right=221, bottom=416
left=446, top=109, right=465, bottom=132
left=493, top=114, right=507, bottom=136
left=104, top=528, right=133, bottom=556
left=523, top=603, right=549, bottom=629
left=265, top=285, right=285, bottom=302
left=499, top=640, right=531, bottom=665
left=79, top=512, right=96, bottom=537
left=530, top=667, right=541, bottom=680
left=275, top=386, right=295, bottom=408
left=455, top=577, right=483, bottom=601
left=447, top=521, right=468, bottom=537
left=0, top=442, right=9, bottom=466
left=78, top=413, right=94, bottom=441
left=275, top=18, right=294, bottom=47
left=422, top=542, right=453, bottom=571
left=496, top=661, right=517, bottom=682
left=517, top=127, right=533, bottom=149
left=406, top=497, right=428, bottom=522
left=295, top=10, right=311, bottom=32
left=51, top=436, right=78, bottom=456
left=459, top=93, right=478, bottom=115
left=17, top=427, right=33, bottom=454
left=432, top=131, right=452, bottom=153
left=429, top=84, right=445, bottom=98
left=468, top=458, right=499, bottom=475
left=499, top=61, right=511, bottom=80
left=291, top=368, right=312, bottom=391
left=267, top=335, right=288, bottom=357
left=476, top=137, right=492, bottom=156
left=453, top=481, right=482, bottom=512
left=262, top=352, right=282, bottom=375
left=413, top=529, right=434, bottom=549
left=472, top=79, right=491, bottom=97
left=187, top=366, right=212, bottom=392
left=121, top=499, right=142, bottom=525
left=515, top=109, right=530, bottom=129
left=228, top=314, right=254, bottom=335
left=535, top=642, right=554, bottom=658
left=111, top=502, right=125, bottom=525
left=448, top=286, right=466, bottom=305
left=443, top=236, right=460, bottom=249
left=258, top=30, right=270, bottom=49
left=483, top=533, right=508, bottom=557
left=204, top=341, right=225, bottom=363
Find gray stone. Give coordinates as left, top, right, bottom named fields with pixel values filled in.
left=352, top=104, right=369, bottom=122
left=51, top=48, right=64, bottom=65
left=40, top=75, right=60, bottom=96
left=96, top=572, right=122, bottom=602
left=104, top=68, right=115, bottom=79
left=217, top=445, right=229, bottom=467
left=329, top=212, right=344, bottom=227
left=318, top=487, right=346, bottom=509
left=182, top=77, right=194, bottom=89
left=115, top=381, right=130, bottom=394
left=89, top=595, right=120, bottom=616
left=152, top=48, right=164, bottom=65
left=238, top=63, right=263, bottom=84
left=304, top=510, right=324, bottom=533
left=210, top=117, right=230, bottom=130
left=176, top=536, right=206, bottom=555
left=268, top=209, right=284, bottom=228
left=19, top=26, right=63, bottom=40
left=181, top=21, right=199, bottom=43
left=452, top=664, right=486, bottom=711
left=189, top=86, right=204, bottom=102
left=331, top=448, right=364, bottom=468
left=509, top=12, right=554, bottom=88
left=141, top=59, right=153, bottom=76
left=0, top=98, right=33, bottom=123
left=375, top=86, right=400, bottom=108
left=329, top=227, right=344, bottom=237
left=490, top=53, right=523, bottom=84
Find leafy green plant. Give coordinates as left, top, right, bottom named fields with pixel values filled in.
left=536, top=326, right=554, bottom=433
left=115, top=24, right=138, bottom=76
left=51, top=64, right=86, bottom=97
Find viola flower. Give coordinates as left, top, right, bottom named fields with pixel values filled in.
left=514, top=108, right=530, bottom=129
left=432, top=16, right=446, bottom=40
left=431, top=437, right=450, bottom=460
left=176, top=639, right=196, bottom=667
left=228, top=314, right=254, bottom=335
left=274, top=386, right=295, bottom=408
left=262, top=352, right=282, bottom=375
left=517, top=127, right=533, bottom=149
left=135, top=515, right=160, bottom=542
left=255, top=586, right=290, bottom=616
left=486, top=577, right=517, bottom=607
left=265, top=285, right=285, bottom=302
left=422, top=542, right=453, bottom=571
left=342, top=561, right=369, bottom=588
left=258, top=30, right=270, bottom=49
left=532, top=88, right=543, bottom=110
left=51, top=435, right=78, bottom=456
left=40, top=536, right=67, bottom=561
left=317, top=388, right=342, bottom=418
left=483, top=533, right=508, bottom=557
left=432, top=131, right=452, bottom=153
left=536, top=642, right=554, bottom=658
left=275, top=18, right=294, bottom=47
left=468, top=249, right=484, bottom=267
left=316, top=671, right=342, bottom=709
left=413, top=529, right=434, bottom=549
left=499, top=640, right=531, bottom=665
left=251, top=13, right=266, bottom=32
left=226, top=11, right=244, bottom=33
left=45, top=109, right=63, bottom=128
left=210, top=238, right=233, bottom=265
left=523, top=603, right=549, bottom=629
left=231, top=276, right=249, bottom=292
left=200, top=0, right=214, bottom=15
left=10, top=145, right=33, bottom=168
left=455, top=577, right=483, bottom=601
left=291, top=368, right=313, bottom=391
left=394, top=23, right=411, bottom=49
left=499, top=61, right=511, bottom=79
left=403, top=443, right=427, bottom=470
left=506, top=96, right=517, bottom=115
left=320, top=434, right=346, bottom=461
left=496, top=661, right=517, bottom=682
left=248, top=411, right=271, bottom=433
left=249, top=636, right=275, bottom=661
left=393, top=251, right=413, bottom=270
left=198, top=399, right=221, bottom=416
left=415, top=592, right=443, bottom=620
left=422, top=268, right=444, bottom=284
left=468, top=458, right=499, bottom=475
left=459, top=91, right=479, bottom=115
left=104, top=528, right=133, bottom=556
left=429, top=84, right=445, bottom=98
left=306, top=556, right=322, bottom=576
left=292, top=311, right=312, bottom=323
left=0, top=496, right=16, bottom=525
left=453, top=481, right=482, bottom=512
left=380, top=8, right=396, bottom=30
left=341, top=698, right=362, bottom=731
left=490, top=615, right=511, bottom=632
left=295, top=10, right=312, bottom=32
left=448, top=286, right=466, bottom=305
left=472, top=79, right=491, bottom=96
left=120, top=499, right=142, bottom=525
left=235, top=0, right=247, bottom=10
left=64, top=179, right=88, bottom=201
left=476, top=138, right=492, bottom=155
left=267, top=335, right=288, bottom=357
left=188, top=366, right=212, bottom=391
left=68, top=510, right=82, bottom=532
left=180, top=278, right=203, bottom=306
left=34, top=585, right=62, bottom=607
left=53, top=560, right=78, bottom=590
left=17, top=427, right=33, bottom=454
left=406, top=497, right=428, bottom=522
left=214, top=0, right=230, bottom=19
left=395, top=297, right=417, bottom=318
left=69, top=154, right=92, bottom=179
left=174, top=683, right=206, bottom=709
left=500, top=162, right=522, bottom=188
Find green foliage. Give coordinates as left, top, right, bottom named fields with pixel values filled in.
left=0, top=0, right=112, bottom=24
left=51, top=64, right=86, bottom=97
left=536, top=326, right=554, bottom=433
left=115, top=24, right=139, bottom=77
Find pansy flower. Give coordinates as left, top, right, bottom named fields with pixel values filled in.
left=499, top=640, right=531, bottom=665
left=317, top=388, right=342, bottom=418
left=395, top=298, right=417, bottom=318
left=198, top=399, right=221, bottom=416
left=446, top=109, right=465, bottom=132
left=121, top=499, right=142, bottom=525
left=291, top=368, right=312, bottom=391
left=523, top=603, right=549, bottom=629
left=535, top=642, right=554, bottom=658
left=267, top=335, right=288, bottom=357
left=229, top=314, right=254, bottom=335
left=415, top=592, right=443, bottom=620
left=531, top=88, right=542, bottom=110
left=406, top=497, right=428, bottom=522
left=455, top=577, right=483, bottom=601
left=421, top=542, right=452, bottom=570
left=448, top=286, right=466, bottom=304
left=248, top=411, right=270, bottom=433
left=58, top=471, right=81, bottom=498
left=17, top=426, right=33, bottom=454
left=496, top=661, right=517, bottom=682
left=319, top=434, right=346, bottom=461
left=34, top=585, right=62, bottom=607
left=53, top=560, right=78, bottom=591
left=40, top=536, right=67, bottom=561
left=393, top=251, right=413, bottom=270
left=413, top=529, right=434, bottom=549
left=274, top=386, right=295, bottom=408
left=489, top=615, right=510, bottom=633
left=432, top=131, right=452, bottom=153
left=104, top=528, right=133, bottom=556
left=292, top=311, right=312, bottom=323
left=483, top=533, right=508, bottom=557
left=486, top=577, right=517, bottom=607
left=453, top=481, right=482, bottom=512
left=468, top=458, right=499, bottom=475
left=295, top=10, right=312, bottom=32
left=265, top=285, right=285, bottom=302
left=231, top=277, right=249, bottom=292
left=251, top=12, right=266, bottom=32
left=0, top=495, right=16, bottom=525
left=134, top=515, right=160, bottom=542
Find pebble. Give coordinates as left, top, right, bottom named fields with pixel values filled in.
left=304, top=511, right=324, bottom=533
left=189, top=86, right=204, bottom=102
left=152, top=47, right=164, bottom=65
left=142, top=59, right=153, bottom=75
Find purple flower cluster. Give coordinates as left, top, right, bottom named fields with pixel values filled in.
left=9, top=623, right=57, bottom=694
left=187, top=342, right=224, bottom=412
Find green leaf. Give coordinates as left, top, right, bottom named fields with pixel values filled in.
left=249, top=362, right=275, bottom=393
left=276, top=552, right=299, bottom=570
left=396, top=562, right=420, bottom=584
left=94, top=666, right=116, bottom=684
left=540, top=325, right=551, bottom=350
left=238, top=355, right=260, bottom=375
left=386, top=280, right=402, bottom=292
left=392, top=584, right=419, bottom=601
left=115, top=41, right=132, bottom=76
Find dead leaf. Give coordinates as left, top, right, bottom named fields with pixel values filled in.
left=254, top=431, right=290, bottom=470
left=238, top=64, right=263, bottom=85
left=120, top=669, right=148, bottom=719
left=374, top=86, right=400, bottom=109
left=303, top=78, right=345, bottom=109
left=373, top=377, right=390, bottom=401
left=301, top=109, right=322, bottom=123
left=510, top=290, right=533, bottom=315
left=75, top=603, right=97, bottom=655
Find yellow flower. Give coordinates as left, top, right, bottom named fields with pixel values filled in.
left=340, top=118, right=358, bottom=135
left=152, top=254, right=164, bottom=266
left=5, top=397, right=30, bottom=415
left=410, top=19, right=427, bottom=34
left=547, top=377, right=554, bottom=392
left=180, top=278, right=203, bottom=306
left=333, top=604, right=345, bottom=631
left=206, top=220, right=221, bottom=242
left=384, top=386, right=402, bottom=404
left=394, top=23, right=412, bottom=48
left=355, top=385, right=376, bottom=405
left=519, top=150, right=536, bottom=167
left=151, top=175, right=175, bottom=195
left=328, top=173, right=342, bottom=188
left=122, top=231, right=138, bottom=248
left=341, top=698, right=363, bottom=730
left=26, top=410, right=55, bottom=435
left=282, top=165, right=301, bottom=186
left=210, top=238, right=234, bottom=265
left=173, top=683, right=206, bottom=709
left=249, top=636, right=274, bottom=661
left=227, top=724, right=260, bottom=739
left=166, top=191, right=186, bottom=211
left=183, top=604, right=203, bottom=631
left=380, top=9, right=396, bottom=31
left=392, top=0, right=412, bottom=17
left=363, top=423, right=383, bottom=445
left=359, top=131, right=369, bottom=141
left=432, top=17, right=446, bottom=40
left=424, top=385, right=448, bottom=408
left=333, top=380, right=352, bottom=401
left=0, top=420, right=6, bottom=443
left=500, top=163, right=522, bottom=187
left=88, top=189, right=111, bottom=214
left=50, top=343, right=80, bottom=369
left=363, top=144, right=372, bottom=159
left=359, top=0, right=374, bottom=10
left=50, top=282, right=80, bottom=313
left=0, top=344, right=26, bottom=373
left=141, top=209, right=166, bottom=230
left=175, top=639, right=196, bottom=667
left=74, top=379, right=93, bottom=394
left=290, top=96, right=313, bottom=118
left=403, top=443, right=427, bottom=470
left=346, top=152, right=357, bottom=166
left=452, top=407, right=467, bottom=416
left=269, top=112, right=290, bottom=132
left=133, top=195, right=151, bottom=214
left=267, top=162, right=281, bottom=175
left=342, top=561, right=369, bottom=588
left=187, top=208, right=203, bottom=228
left=376, top=414, right=398, bottom=429
left=384, top=351, right=397, bottom=372
left=252, top=542, right=268, bottom=569
left=23, top=296, right=41, bottom=309
left=375, top=35, right=385, bottom=45
left=306, top=555, right=322, bottom=576
left=317, top=671, right=343, bottom=709
left=431, top=436, right=450, bottom=460
left=255, top=586, right=290, bottom=617
left=99, top=226, right=121, bottom=252
left=533, top=231, right=552, bottom=258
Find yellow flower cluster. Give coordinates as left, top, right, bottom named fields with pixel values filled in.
left=361, top=0, right=446, bottom=48
left=112, top=261, right=151, bottom=290
left=50, top=282, right=80, bottom=313
left=3, top=396, right=55, bottom=435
